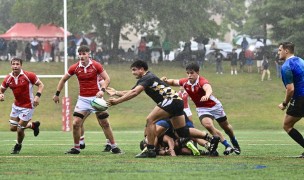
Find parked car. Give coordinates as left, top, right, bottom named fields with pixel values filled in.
left=205, top=42, right=234, bottom=63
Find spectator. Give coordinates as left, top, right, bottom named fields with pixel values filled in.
left=239, top=49, right=246, bottom=73
left=162, top=38, right=171, bottom=61
left=58, top=38, right=64, bottom=62
left=30, top=38, right=39, bottom=62
left=138, top=38, right=147, bottom=61
left=245, top=48, right=254, bottom=73
left=230, top=48, right=238, bottom=75
left=24, top=43, right=32, bottom=61
left=241, top=37, right=249, bottom=50
left=215, top=49, right=223, bottom=74
left=261, top=55, right=271, bottom=81
left=43, top=40, right=52, bottom=63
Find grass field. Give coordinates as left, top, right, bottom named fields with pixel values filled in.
left=0, top=60, right=303, bottom=179
left=0, top=130, right=303, bottom=180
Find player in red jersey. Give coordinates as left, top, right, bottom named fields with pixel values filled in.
left=0, top=57, right=43, bottom=154
left=162, top=63, right=241, bottom=155
left=53, top=45, right=121, bottom=154
left=178, top=86, right=193, bottom=121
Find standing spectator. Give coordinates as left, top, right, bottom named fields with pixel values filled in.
left=239, top=49, right=246, bottom=73
left=138, top=38, right=147, bottom=61
left=215, top=49, right=223, bottom=74
left=58, top=38, right=64, bottom=62
left=261, top=55, right=271, bottom=81
left=68, top=40, right=76, bottom=61
left=30, top=38, right=39, bottom=62
left=24, top=43, right=32, bottom=61
left=162, top=38, right=171, bottom=61
left=90, top=39, right=97, bottom=59
left=8, top=40, right=17, bottom=59
left=230, top=48, right=238, bottom=75
left=275, top=54, right=284, bottom=78
left=150, top=41, right=161, bottom=64
left=37, top=41, right=44, bottom=62
left=52, top=45, right=122, bottom=154
left=43, top=40, right=52, bottom=62
left=197, top=42, right=205, bottom=68
left=255, top=46, right=265, bottom=74
left=277, top=42, right=304, bottom=158
left=245, top=48, right=254, bottom=73
left=0, top=57, right=43, bottom=154
left=0, top=38, right=7, bottom=60
left=241, top=37, right=249, bottom=50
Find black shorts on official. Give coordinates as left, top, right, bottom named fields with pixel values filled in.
left=286, top=97, right=304, bottom=117
left=157, top=98, right=184, bottom=117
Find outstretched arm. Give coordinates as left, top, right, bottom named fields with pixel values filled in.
left=160, top=76, right=179, bottom=86
left=108, top=85, right=144, bottom=106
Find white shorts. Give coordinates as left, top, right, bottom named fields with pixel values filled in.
left=196, top=103, right=226, bottom=120
left=10, top=104, right=34, bottom=121
left=257, top=60, right=263, bottom=67
left=74, top=96, right=106, bottom=113
left=183, top=108, right=192, bottom=117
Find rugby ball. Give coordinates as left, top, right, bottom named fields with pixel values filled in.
left=91, top=98, right=108, bottom=111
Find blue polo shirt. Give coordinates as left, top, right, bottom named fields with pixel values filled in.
left=281, top=56, right=304, bottom=97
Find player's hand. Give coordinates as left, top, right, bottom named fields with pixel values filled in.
left=0, top=94, right=4, bottom=101
left=96, top=90, right=104, bottom=98
left=160, top=76, right=167, bottom=82
left=278, top=103, right=286, bottom=111
left=53, top=95, right=60, bottom=104
left=200, top=95, right=209, bottom=102
left=107, top=97, right=119, bottom=106
left=33, top=96, right=40, bottom=107
left=106, top=87, right=116, bottom=96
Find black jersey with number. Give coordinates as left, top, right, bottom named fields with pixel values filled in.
left=134, top=71, right=180, bottom=104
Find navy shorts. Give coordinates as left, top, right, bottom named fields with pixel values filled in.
left=286, top=97, right=304, bottom=117
left=157, top=99, right=184, bottom=117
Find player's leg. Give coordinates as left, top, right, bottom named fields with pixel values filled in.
left=79, top=113, right=90, bottom=149
left=217, top=117, right=241, bottom=155
left=11, top=120, right=29, bottom=154
left=96, top=111, right=122, bottom=154
left=136, top=106, right=170, bottom=158
left=65, top=112, right=87, bottom=154
left=283, top=115, right=304, bottom=148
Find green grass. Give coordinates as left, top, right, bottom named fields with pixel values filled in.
left=0, top=130, right=303, bottom=180
left=1, top=60, right=302, bottom=131
left=0, top=60, right=303, bottom=179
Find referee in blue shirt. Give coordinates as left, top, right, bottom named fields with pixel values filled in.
left=278, top=42, right=304, bottom=158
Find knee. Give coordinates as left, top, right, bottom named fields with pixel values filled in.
left=283, top=124, right=292, bottom=132
left=10, top=126, right=17, bottom=132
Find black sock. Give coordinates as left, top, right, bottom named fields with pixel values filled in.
left=147, top=144, right=155, bottom=150
left=288, top=128, right=304, bottom=148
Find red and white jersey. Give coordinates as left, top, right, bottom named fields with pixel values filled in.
left=1, top=70, right=39, bottom=108
left=68, top=60, right=104, bottom=97
left=178, top=90, right=190, bottom=108
left=179, top=76, right=220, bottom=108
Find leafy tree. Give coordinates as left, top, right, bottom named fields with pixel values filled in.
left=0, top=0, right=16, bottom=33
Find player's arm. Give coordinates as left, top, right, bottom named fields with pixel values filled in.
left=201, top=84, right=212, bottom=101
left=160, top=76, right=179, bottom=86
left=108, top=85, right=144, bottom=106
left=53, top=74, right=71, bottom=103
left=278, top=83, right=294, bottom=110
left=106, top=87, right=129, bottom=97
left=33, top=79, right=44, bottom=107
left=0, top=86, right=6, bottom=101
left=97, top=70, right=110, bottom=98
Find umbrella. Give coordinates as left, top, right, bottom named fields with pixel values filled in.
left=235, top=37, right=254, bottom=45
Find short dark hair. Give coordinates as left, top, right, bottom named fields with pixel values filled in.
left=186, top=63, right=200, bottom=73
left=78, top=45, right=90, bottom=52
left=10, top=57, right=23, bottom=65
left=130, top=60, right=148, bottom=71
left=279, top=42, right=295, bottom=54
